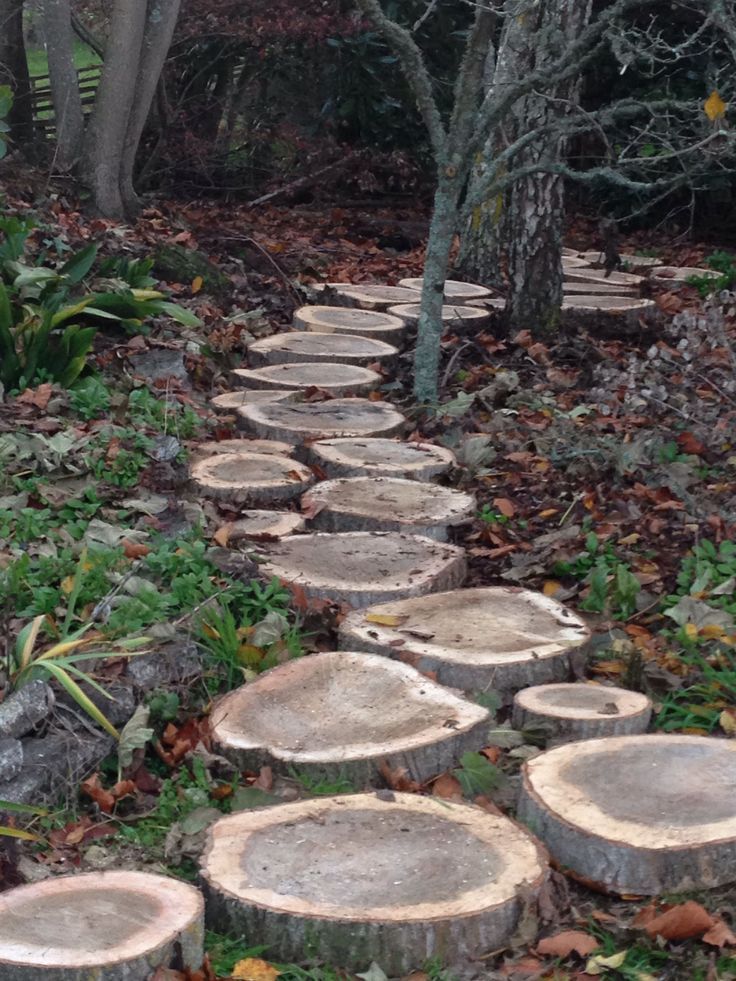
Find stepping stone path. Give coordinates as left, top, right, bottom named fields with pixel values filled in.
left=201, top=793, right=548, bottom=975
left=388, top=302, right=492, bottom=329
left=561, top=295, right=657, bottom=329
left=309, top=437, right=455, bottom=479
left=295, top=305, right=406, bottom=345
left=328, top=284, right=426, bottom=309
left=191, top=438, right=295, bottom=463
left=518, top=735, right=736, bottom=895
left=210, top=389, right=294, bottom=414
left=580, top=251, right=664, bottom=274
left=191, top=451, right=313, bottom=505
left=302, top=475, right=475, bottom=540
left=248, top=330, right=398, bottom=367
left=398, top=276, right=494, bottom=301
left=563, top=280, right=637, bottom=296
left=210, top=650, right=490, bottom=782
left=339, top=586, right=590, bottom=696
left=221, top=510, right=306, bottom=541
left=563, top=267, right=645, bottom=289
left=650, top=265, right=720, bottom=288
left=231, top=362, right=381, bottom=396
left=0, top=871, right=204, bottom=979
left=512, top=683, right=652, bottom=742
left=237, top=398, right=406, bottom=444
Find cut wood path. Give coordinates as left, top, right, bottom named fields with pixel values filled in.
left=3, top=257, right=734, bottom=978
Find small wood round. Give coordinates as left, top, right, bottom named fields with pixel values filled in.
left=211, top=390, right=295, bottom=414
left=561, top=295, right=656, bottom=329
left=0, top=870, right=204, bottom=980
left=201, top=793, right=548, bottom=975
left=190, top=452, right=313, bottom=505
left=580, top=251, right=664, bottom=274
left=231, top=363, right=381, bottom=397
left=309, top=438, right=455, bottom=480
left=302, top=476, right=475, bottom=541
left=563, top=281, right=637, bottom=296
left=258, top=532, right=466, bottom=607
left=211, top=650, right=489, bottom=783
left=191, top=438, right=296, bottom=464
left=330, top=284, right=425, bottom=309
left=561, top=247, right=580, bottom=257
left=561, top=256, right=592, bottom=268
left=650, top=265, right=719, bottom=288
left=388, top=303, right=491, bottom=329
left=236, top=398, right=406, bottom=446
left=397, top=277, right=494, bottom=301
left=248, top=331, right=399, bottom=368
left=294, top=306, right=406, bottom=346
left=338, top=586, right=590, bottom=696
left=512, top=683, right=652, bottom=741
left=563, top=267, right=644, bottom=289
left=221, top=510, right=306, bottom=541
left=518, top=734, right=736, bottom=895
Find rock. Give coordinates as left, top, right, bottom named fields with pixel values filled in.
left=0, top=870, right=204, bottom=979
left=294, top=305, right=406, bottom=346
left=231, top=362, right=381, bottom=397
left=339, top=586, right=590, bottom=697
left=398, top=277, right=494, bottom=301
left=211, top=650, right=490, bottom=783
left=258, top=532, right=466, bottom=607
left=128, top=348, right=188, bottom=384
left=301, top=476, right=475, bottom=541
left=0, top=733, right=114, bottom=805
left=0, top=739, right=23, bottom=782
left=518, top=734, right=736, bottom=895
left=512, top=683, right=652, bottom=741
left=190, top=451, right=313, bottom=505
left=127, top=638, right=202, bottom=691
left=236, top=398, right=406, bottom=446
left=248, top=331, right=399, bottom=368
left=388, top=303, right=491, bottom=329
left=201, top=793, right=548, bottom=975
left=309, top=437, right=455, bottom=480
left=154, top=243, right=231, bottom=296
left=0, top=681, right=55, bottom=739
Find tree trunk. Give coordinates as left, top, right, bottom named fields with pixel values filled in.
left=43, top=0, right=85, bottom=171
left=119, top=0, right=181, bottom=216
left=0, top=0, right=34, bottom=146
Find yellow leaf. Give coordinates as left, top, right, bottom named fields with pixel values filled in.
left=705, top=90, right=727, bottom=122
left=213, top=523, right=232, bottom=547
left=61, top=575, right=75, bottom=595
left=585, top=949, right=627, bottom=974
left=232, top=958, right=281, bottom=981
left=720, top=709, right=736, bottom=736
left=237, top=644, right=264, bottom=667
left=543, top=580, right=561, bottom=597
left=364, top=613, right=408, bottom=627
left=191, top=275, right=204, bottom=294
left=617, top=533, right=640, bottom=546
left=700, top=624, right=725, bottom=639
left=684, top=623, right=699, bottom=641
left=538, top=508, right=559, bottom=519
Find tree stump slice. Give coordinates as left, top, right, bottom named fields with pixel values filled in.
left=248, top=331, right=399, bottom=368
left=512, top=683, right=652, bottom=742
left=191, top=438, right=296, bottom=465
left=190, top=452, right=313, bottom=505
left=236, top=399, right=406, bottom=446
left=302, top=476, right=475, bottom=541
left=309, top=437, right=455, bottom=480
left=561, top=296, right=656, bottom=333
left=201, top=793, right=548, bottom=975
left=338, top=586, right=590, bottom=697
left=397, top=277, right=494, bottom=301
left=561, top=256, right=592, bottom=268
left=221, top=510, right=306, bottom=542
left=561, top=247, right=581, bottom=257
left=294, top=305, right=406, bottom=346
left=387, top=303, right=491, bottom=329
left=518, top=734, right=736, bottom=895
left=580, top=251, right=664, bottom=274
left=210, top=390, right=296, bottom=415
left=328, top=284, right=426, bottom=310
left=211, top=650, right=489, bottom=783
left=0, top=870, right=204, bottom=980
left=650, top=265, right=719, bottom=288
left=563, top=267, right=644, bottom=289
left=231, top=363, right=381, bottom=397
left=563, top=281, right=638, bottom=296
left=258, top=532, right=466, bottom=607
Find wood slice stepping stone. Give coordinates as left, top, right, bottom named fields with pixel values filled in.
left=258, top=532, right=466, bottom=607
left=0, top=870, right=204, bottom=980
left=561, top=295, right=656, bottom=329
left=302, top=476, right=475, bottom=541
left=237, top=398, right=406, bottom=445
left=201, top=792, right=548, bottom=975
left=191, top=452, right=313, bottom=505
left=211, top=650, right=490, bottom=783
left=512, top=683, right=652, bottom=742
left=518, top=734, right=736, bottom=895
left=388, top=302, right=491, bottom=329
left=221, top=510, right=306, bottom=542
left=294, top=305, right=406, bottom=346
left=562, top=246, right=580, bottom=257
left=210, top=390, right=296, bottom=414
left=330, top=284, right=426, bottom=309
left=310, top=437, right=455, bottom=480
left=248, top=330, right=399, bottom=368
left=231, top=362, right=380, bottom=397
left=563, top=281, right=637, bottom=296
left=563, top=267, right=644, bottom=289
left=580, top=251, right=663, bottom=274
left=339, top=586, right=590, bottom=696
left=191, top=438, right=295, bottom=464
left=398, top=277, right=494, bottom=301
left=650, top=265, right=719, bottom=288
left=561, top=255, right=592, bottom=268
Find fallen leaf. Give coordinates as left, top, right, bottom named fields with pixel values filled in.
left=16, top=382, right=53, bottom=410
left=494, top=497, right=516, bottom=517
left=536, top=930, right=599, bottom=959
left=720, top=708, right=736, bottom=736
left=364, top=613, right=408, bottom=627
left=703, top=917, right=736, bottom=947
left=432, top=773, right=463, bottom=799
left=213, top=524, right=232, bottom=547
left=705, top=89, right=727, bottom=121
left=584, top=950, right=627, bottom=974
left=642, top=900, right=714, bottom=941
left=80, top=775, right=116, bottom=814
left=543, top=580, right=561, bottom=597
left=232, top=958, right=281, bottom=981
left=191, top=275, right=204, bottom=294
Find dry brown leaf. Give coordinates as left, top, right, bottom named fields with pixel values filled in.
left=213, top=524, right=233, bottom=547
left=536, top=929, right=599, bottom=958
left=122, top=540, right=151, bottom=559
left=364, top=613, right=408, bottom=627
left=642, top=901, right=714, bottom=941
left=494, top=497, right=516, bottom=517
left=703, top=918, right=736, bottom=947
left=432, top=773, right=463, bottom=800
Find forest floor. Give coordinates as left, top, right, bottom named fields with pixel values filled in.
left=0, top=173, right=735, bottom=981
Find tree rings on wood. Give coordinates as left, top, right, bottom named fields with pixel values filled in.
left=650, top=265, right=720, bottom=288
left=309, top=437, right=455, bottom=480
left=327, top=284, right=426, bottom=309
left=398, top=277, right=494, bottom=301
left=518, top=734, right=736, bottom=895
left=219, top=510, right=306, bottom=542
left=563, top=281, right=638, bottom=296
left=191, top=438, right=296, bottom=464
left=561, top=295, right=656, bottom=329
left=211, top=650, right=489, bottom=783
left=231, top=362, right=381, bottom=397
left=201, top=793, right=548, bottom=975
left=210, top=390, right=296, bottom=414
left=512, top=683, right=652, bottom=742
left=0, top=870, right=204, bottom=980
left=563, top=267, right=644, bottom=289
left=388, top=303, right=491, bottom=329
left=236, top=399, right=406, bottom=445
left=338, top=586, right=590, bottom=696
left=257, top=532, right=466, bottom=607
left=294, top=305, right=406, bottom=346
left=248, top=331, right=399, bottom=367
left=302, top=476, right=475, bottom=540
left=190, top=452, right=313, bottom=505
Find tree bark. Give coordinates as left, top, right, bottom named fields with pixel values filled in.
left=0, top=0, right=34, bottom=145
left=43, top=0, right=85, bottom=171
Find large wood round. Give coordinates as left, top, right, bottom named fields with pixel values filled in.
left=388, top=303, right=491, bottom=329
left=302, top=476, right=475, bottom=541
left=309, top=437, right=455, bottom=480
left=191, top=437, right=295, bottom=464
left=561, top=295, right=656, bottom=331
left=210, top=390, right=295, bottom=414
left=0, top=871, right=204, bottom=980
left=650, top=265, right=719, bottom=288
left=231, top=362, right=380, bottom=397
left=236, top=398, right=406, bottom=445
left=561, top=256, right=592, bottom=268
left=518, top=735, right=736, bottom=895
left=248, top=331, right=399, bottom=368
left=563, top=267, right=644, bottom=289
left=512, top=683, right=652, bottom=742
left=258, top=532, right=466, bottom=607
left=294, top=305, right=406, bottom=346
left=201, top=793, right=548, bottom=975
left=398, top=277, right=494, bottom=301
left=329, top=284, right=425, bottom=310
left=190, top=452, right=313, bottom=505
left=580, top=251, right=663, bottom=274
left=563, top=281, right=637, bottom=296
left=211, top=650, right=489, bottom=783
left=220, top=510, right=306, bottom=542
left=338, top=586, right=590, bottom=696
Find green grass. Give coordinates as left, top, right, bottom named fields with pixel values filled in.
left=27, top=40, right=101, bottom=79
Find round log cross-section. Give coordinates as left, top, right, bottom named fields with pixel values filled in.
left=512, top=683, right=652, bottom=742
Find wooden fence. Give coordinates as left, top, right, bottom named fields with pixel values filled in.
left=29, top=65, right=101, bottom=136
